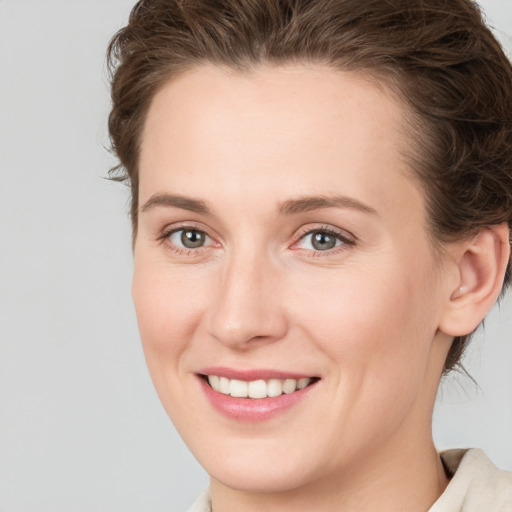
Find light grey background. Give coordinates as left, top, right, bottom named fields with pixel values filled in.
left=0, top=1, right=511, bottom=511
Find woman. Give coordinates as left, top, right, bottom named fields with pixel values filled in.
left=107, top=0, right=512, bottom=510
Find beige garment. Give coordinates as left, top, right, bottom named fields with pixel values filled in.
left=187, top=449, right=512, bottom=512
left=428, top=448, right=512, bottom=511
left=188, top=489, right=211, bottom=512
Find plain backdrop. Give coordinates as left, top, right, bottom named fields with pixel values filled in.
left=0, top=1, right=511, bottom=511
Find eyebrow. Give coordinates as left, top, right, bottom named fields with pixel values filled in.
left=141, top=193, right=210, bottom=214
left=140, top=192, right=377, bottom=217
left=279, top=195, right=378, bottom=216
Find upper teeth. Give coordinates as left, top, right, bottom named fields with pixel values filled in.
left=207, top=376, right=312, bottom=399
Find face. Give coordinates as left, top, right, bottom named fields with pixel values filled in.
left=133, top=64, right=452, bottom=494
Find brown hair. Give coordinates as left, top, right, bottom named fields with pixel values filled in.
left=107, top=0, right=512, bottom=373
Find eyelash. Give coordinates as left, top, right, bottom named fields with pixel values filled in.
left=292, top=225, right=355, bottom=257
left=159, top=224, right=215, bottom=257
left=158, top=224, right=355, bottom=257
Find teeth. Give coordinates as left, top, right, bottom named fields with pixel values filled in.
left=219, top=376, right=230, bottom=394
left=282, top=378, right=297, bottom=394
left=208, top=375, right=220, bottom=390
left=248, top=379, right=267, bottom=399
left=229, top=379, right=248, bottom=398
left=267, top=379, right=283, bottom=397
left=207, top=375, right=313, bottom=399
left=297, top=377, right=310, bottom=390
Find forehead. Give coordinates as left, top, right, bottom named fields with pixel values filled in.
left=141, top=64, right=407, bottom=155
left=139, top=64, right=422, bottom=220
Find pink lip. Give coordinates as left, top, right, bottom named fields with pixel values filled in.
left=198, top=366, right=314, bottom=381
left=196, top=370, right=319, bottom=422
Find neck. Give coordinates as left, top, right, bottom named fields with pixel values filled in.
left=210, top=435, right=449, bottom=512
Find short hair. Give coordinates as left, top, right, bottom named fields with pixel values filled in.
left=107, top=0, right=512, bottom=373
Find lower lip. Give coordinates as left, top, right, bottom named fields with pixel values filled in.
left=198, top=377, right=318, bottom=421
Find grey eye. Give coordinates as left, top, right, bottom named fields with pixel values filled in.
left=298, top=230, right=343, bottom=251
left=181, top=229, right=205, bottom=248
left=169, top=229, right=210, bottom=249
left=311, top=232, right=338, bottom=250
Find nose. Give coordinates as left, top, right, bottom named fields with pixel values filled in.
left=206, top=249, right=288, bottom=350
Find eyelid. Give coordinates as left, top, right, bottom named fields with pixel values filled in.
left=291, top=224, right=356, bottom=254
left=159, top=220, right=210, bottom=237
left=293, top=224, right=356, bottom=244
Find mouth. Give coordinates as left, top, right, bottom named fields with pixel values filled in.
left=197, top=368, right=321, bottom=420
left=202, top=374, right=319, bottom=399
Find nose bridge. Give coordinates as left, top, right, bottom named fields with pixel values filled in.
left=207, top=242, right=287, bottom=348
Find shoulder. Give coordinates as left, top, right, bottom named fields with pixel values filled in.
left=429, top=448, right=512, bottom=512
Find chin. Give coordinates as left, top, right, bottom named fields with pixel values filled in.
left=207, top=457, right=318, bottom=494
left=184, top=434, right=331, bottom=494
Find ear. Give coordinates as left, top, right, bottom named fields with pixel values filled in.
left=439, top=223, right=510, bottom=337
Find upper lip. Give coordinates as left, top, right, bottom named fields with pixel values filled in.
left=198, top=366, right=319, bottom=381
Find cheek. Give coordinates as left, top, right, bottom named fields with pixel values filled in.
left=131, top=255, right=208, bottom=371
left=131, top=256, right=215, bottom=431
left=291, top=258, right=437, bottom=383
left=289, top=262, right=440, bottom=450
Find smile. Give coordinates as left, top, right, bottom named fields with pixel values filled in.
left=206, top=375, right=314, bottom=399
left=198, top=369, right=320, bottom=421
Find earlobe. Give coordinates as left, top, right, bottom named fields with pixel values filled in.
left=439, top=223, right=510, bottom=337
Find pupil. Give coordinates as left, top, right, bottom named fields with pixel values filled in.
left=181, top=230, right=205, bottom=248
left=312, top=232, right=336, bottom=250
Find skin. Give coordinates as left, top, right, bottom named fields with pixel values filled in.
left=132, top=64, right=491, bottom=511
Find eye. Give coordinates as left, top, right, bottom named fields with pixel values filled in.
left=296, top=228, right=351, bottom=252
left=168, top=228, right=212, bottom=249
